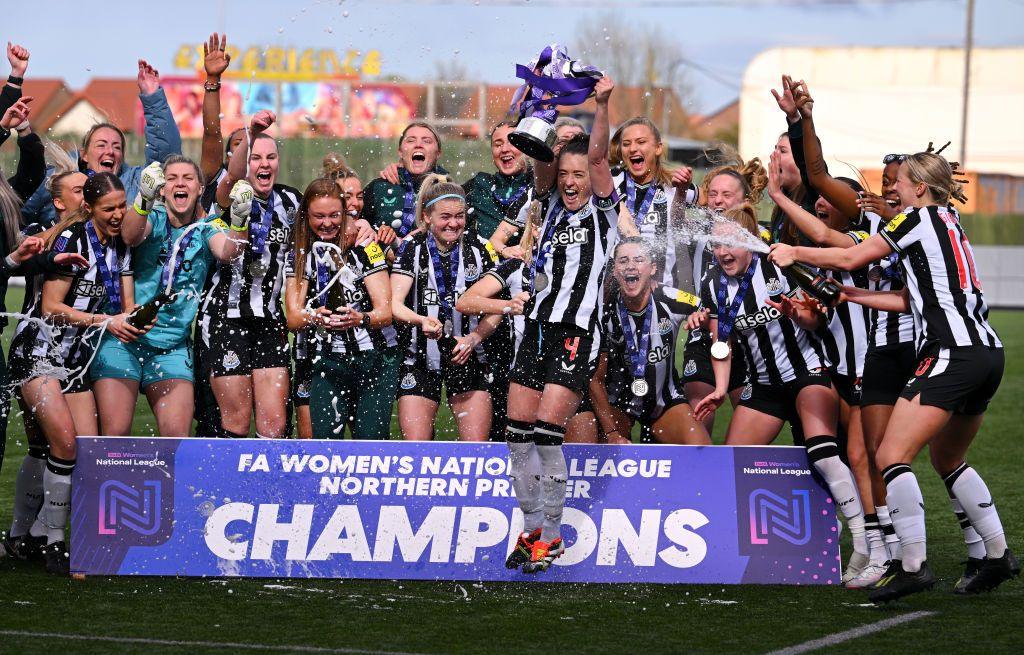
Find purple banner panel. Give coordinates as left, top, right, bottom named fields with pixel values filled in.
left=71, top=438, right=841, bottom=584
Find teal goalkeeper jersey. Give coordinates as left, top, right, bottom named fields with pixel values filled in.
left=134, top=206, right=227, bottom=349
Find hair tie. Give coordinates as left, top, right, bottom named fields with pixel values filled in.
left=425, top=193, right=465, bottom=208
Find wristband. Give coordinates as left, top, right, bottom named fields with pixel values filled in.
left=133, top=200, right=150, bottom=216
left=229, top=219, right=249, bottom=232
left=7, top=75, right=24, bottom=85
left=4, top=254, right=18, bottom=268
left=204, top=81, right=222, bottom=92
left=14, top=120, right=30, bottom=135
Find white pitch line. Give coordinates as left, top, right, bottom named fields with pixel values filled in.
left=763, top=611, right=937, bottom=655
left=0, top=630, right=431, bottom=655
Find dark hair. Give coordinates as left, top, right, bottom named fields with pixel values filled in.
left=225, top=127, right=246, bottom=158
left=557, top=133, right=590, bottom=163
left=836, top=176, right=865, bottom=194
left=45, top=173, right=124, bottom=248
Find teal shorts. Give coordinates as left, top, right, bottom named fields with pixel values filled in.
left=90, top=336, right=194, bottom=388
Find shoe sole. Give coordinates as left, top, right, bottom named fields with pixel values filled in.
left=869, top=579, right=936, bottom=604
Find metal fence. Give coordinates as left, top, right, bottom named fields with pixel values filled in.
left=973, top=246, right=1024, bottom=309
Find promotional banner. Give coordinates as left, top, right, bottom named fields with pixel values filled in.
left=71, top=439, right=842, bottom=584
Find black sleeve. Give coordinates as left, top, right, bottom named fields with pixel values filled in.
left=0, top=83, right=21, bottom=119
left=10, top=132, right=46, bottom=201
left=362, top=179, right=381, bottom=229
left=787, top=119, right=821, bottom=209
left=1, top=250, right=67, bottom=278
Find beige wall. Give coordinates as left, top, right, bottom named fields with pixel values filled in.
left=739, top=47, right=1024, bottom=180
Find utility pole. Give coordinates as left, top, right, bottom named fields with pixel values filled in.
left=959, top=0, right=975, bottom=168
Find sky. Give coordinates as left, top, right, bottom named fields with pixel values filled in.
left=8, top=0, right=1024, bottom=114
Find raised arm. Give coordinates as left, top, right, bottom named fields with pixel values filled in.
left=2, top=98, right=45, bottom=199
left=767, top=151, right=853, bottom=249
left=588, top=76, right=615, bottom=200
left=200, top=34, right=230, bottom=181
left=1, top=42, right=28, bottom=117
left=137, top=59, right=183, bottom=165
left=799, top=115, right=860, bottom=220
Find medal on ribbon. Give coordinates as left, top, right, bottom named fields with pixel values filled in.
left=713, top=258, right=759, bottom=360
left=617, top=298, right=653, bottom=407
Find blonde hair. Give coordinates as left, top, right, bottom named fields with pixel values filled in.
left=724, top=203, right=760, bottom=237
left=292, top=178, right=348, bottom=284
left=321, top=152, right=352, bottom=179
left=700, top=145, right=767, bottom=205
left=610, top=117, right=673, bottom=187
left=414, top=173, right=465, bottom=230
left=902, top=151, right=968, bottom=205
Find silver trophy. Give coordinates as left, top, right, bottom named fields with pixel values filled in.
left=509, top=44, right=602, bottom=163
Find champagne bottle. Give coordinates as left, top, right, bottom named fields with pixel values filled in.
left=326, top=278, right=347, bottom=313
left=784, top=262, right=841, bottom=308
left=127, top=291, right=172, bottom=329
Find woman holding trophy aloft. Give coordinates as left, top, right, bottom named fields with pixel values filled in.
left=503, top=67, right=620, bottom=574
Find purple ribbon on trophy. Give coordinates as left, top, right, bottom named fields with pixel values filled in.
left=508, top=44, right=602, bottom=161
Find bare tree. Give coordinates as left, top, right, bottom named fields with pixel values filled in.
left=573, top=13, right=695, bottom=135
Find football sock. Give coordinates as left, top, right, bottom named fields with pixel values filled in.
left=534, top=421, right=567, bottom=543
left=883, top=464, right=926, bottom=572
left=38, top=456, right=75, bottom=545
left=10, top=449, right=46, bottom=538
left=944, top=478, right=986, bottom=559
left=806, top=436, right=867, bottom=554
left=863, top=513, right=887, bottom=565
left=945, top=463, right=1007, bottom=559
left=506, top=420, right=543, bottom=533
left=876, top=505, right=901, bottom=560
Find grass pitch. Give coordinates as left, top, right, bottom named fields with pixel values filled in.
left=0, top=287, right=1021, bottom=655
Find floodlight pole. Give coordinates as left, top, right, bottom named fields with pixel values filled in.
left=959, top=0, right=975, bottom=168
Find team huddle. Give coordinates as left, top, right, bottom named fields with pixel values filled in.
left=0, top=35, right=1017, bottom=602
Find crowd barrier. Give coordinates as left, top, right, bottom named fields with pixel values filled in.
left=71, top=438, right=841, bottom=584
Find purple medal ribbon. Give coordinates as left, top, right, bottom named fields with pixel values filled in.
left=426, top=233, right=460, bottom=325
left=85, top=220, right=122, bottom=310
left=397, top=169, right=418, bottom=238
left=625, top=177, right=658, bottom=229
left=249, top=191, right=276, bottom=256
left=717, top=257, right=759, bottom=344
left=617, top=298, right=653, bottom=411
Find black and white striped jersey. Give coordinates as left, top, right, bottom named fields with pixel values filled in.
left=700, top=253, right=825, bottom=385
left=879, top=205, right=1001, bottom=350
left=484, top=257, right=528, bottom=359
left=287, top=241, right=396, bottom=357
left=613, top=173, right=679, bottom=286
left=10, top=220, right=132, bottom=370
left=393, top=230, right=499, bottom=370
left=201, top=183, right=300, bottom=320
left=601, top=285, right=700, bottom=421
left=200, top=166, right=228, bottom=213
left=820, top=265, right=870, bottom=377
left=527, top=194, right=619, bottom=332
left=849, top=212, right=916, bottom=349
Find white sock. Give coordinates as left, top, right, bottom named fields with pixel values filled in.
left=863, top=513, right=887, bottom=565
left=10, top=452, right=46, bottom=538
left=506, top=436, right=543, bottom=533
left=806, top=437, right=867, bottom=554
left=947, top=463, right=1007, bottom=559
left=883, top=464, right=926, bottom=572
left=945, top=486, right=986, bottom=559
left=876, top=505, right=902, bottom=561
left=38, top=456, right=75, bottom=545
left=534, top=426, right=567, bottom=543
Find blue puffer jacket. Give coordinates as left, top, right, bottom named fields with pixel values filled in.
left=21, top=87, right=182, bottom=227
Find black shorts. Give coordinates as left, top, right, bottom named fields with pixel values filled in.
left=292, top=355, right=313, bottom=407
left=204, top=316, right=291, bottom=377
left=739, top=370, right=834, bottom=422
left=9, top=353, right=91, bottom=394
left=902, top=344, right=1004, bottom=416
left=861, top=342, right=917, bottom=407
left=832, top=372, right=863, bottom=406
left=681, top=330, right=748, bottom=392
left=397, top=359, right=489, bottom=404
left=511, top=320, right=596, bottom=394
